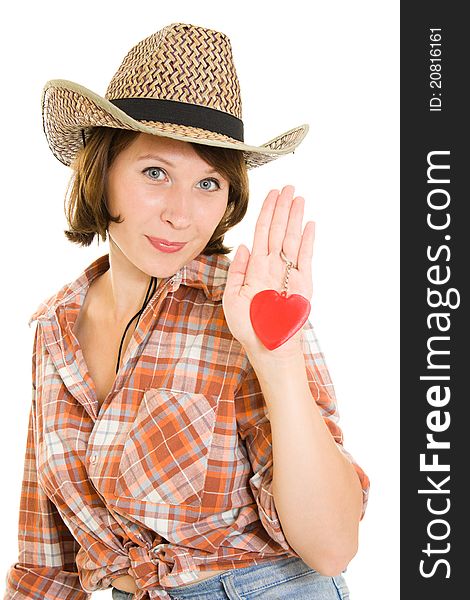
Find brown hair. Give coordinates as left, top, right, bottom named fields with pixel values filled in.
left=63, top=127, right=249, bottom=254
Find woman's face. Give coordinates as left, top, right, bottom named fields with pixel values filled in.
left=106, top=132, right=230, bottom=279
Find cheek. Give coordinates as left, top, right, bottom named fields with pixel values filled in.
left=107, top=174, right=129, bottom=214
left=199, top=200, right=228, bottom=233
left=108, top=179, right=150, bottom=220
left=213, top=194, right=230, bottom=222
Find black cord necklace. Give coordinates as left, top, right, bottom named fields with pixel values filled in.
left=115, top=276, right=157, bottom=374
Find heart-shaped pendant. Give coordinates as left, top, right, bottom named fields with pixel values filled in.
left=250, top=290, right=311, bottom=350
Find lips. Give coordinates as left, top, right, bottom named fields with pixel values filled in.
left=148, top=236, right=186, bottom=247
left=146, top=236, right=187, bottom=253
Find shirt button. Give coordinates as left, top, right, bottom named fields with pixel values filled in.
left=89, top=454, right=97, bottom=464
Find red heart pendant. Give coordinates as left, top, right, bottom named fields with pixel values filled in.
left=250, top=290, right=311, bottom=350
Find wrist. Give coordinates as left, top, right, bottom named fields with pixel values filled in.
left=244, top=330, right=304, bottom=367
left=245, top=341, right=305, bottom=373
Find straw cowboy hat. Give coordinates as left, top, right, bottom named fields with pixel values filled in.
left=41, top=22, right=309, bottom=170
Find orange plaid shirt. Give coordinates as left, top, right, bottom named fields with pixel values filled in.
left=4, top=252, right=369, bottom=599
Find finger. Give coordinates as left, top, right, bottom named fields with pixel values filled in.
left=297, top=221, right=315, bottom=273
left=225, top=244, right=250, bottom=295
left=268, top=184, right=295, bottom=255
left=282, top=195, right=305, bottom=266
left=251, top=189, right=279, bottom=257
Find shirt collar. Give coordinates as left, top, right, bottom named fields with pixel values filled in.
left=28, top=251, right=230, bottom=326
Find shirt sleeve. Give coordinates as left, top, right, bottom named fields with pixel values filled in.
left=233, top=319, right=370, bottom=553
left=4, top=327, right=90, bottom=600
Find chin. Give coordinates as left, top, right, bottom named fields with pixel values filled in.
left=147, top=244, right=204, bottom=278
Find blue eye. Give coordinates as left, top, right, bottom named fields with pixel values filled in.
left=143, top=168, right=221, bottom=190
left=144, top=167, right=165, bottom=180
left=197, top=178, right=220, bottom=191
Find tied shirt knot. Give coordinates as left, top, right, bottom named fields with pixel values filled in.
left=124, top=539, right=183, bottom=600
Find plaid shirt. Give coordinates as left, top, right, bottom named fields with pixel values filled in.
left=4, top=252, right=369, bottom=600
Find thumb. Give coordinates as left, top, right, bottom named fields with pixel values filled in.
left=226, top=245, right=250, bottom=294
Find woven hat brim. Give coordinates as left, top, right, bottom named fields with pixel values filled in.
left=42, top=80, right=309, bottom=170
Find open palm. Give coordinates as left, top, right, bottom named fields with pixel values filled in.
left=222, top=185, right=315, bottom=357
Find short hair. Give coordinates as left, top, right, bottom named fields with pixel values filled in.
left=63, top=126, right=250, bottom=255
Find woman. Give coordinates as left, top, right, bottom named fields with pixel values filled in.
left=4, top=22, right=369, bottom=600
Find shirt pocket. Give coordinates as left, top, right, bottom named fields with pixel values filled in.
left=114, top=388, right=218, bottom=506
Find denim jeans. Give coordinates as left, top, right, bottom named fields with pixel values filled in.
left=111, top=555, right=350, bottom=599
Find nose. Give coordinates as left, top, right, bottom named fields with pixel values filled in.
left=160, top=186, right=192, bottom=229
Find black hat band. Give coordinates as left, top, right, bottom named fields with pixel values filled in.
left=110, top=97, right=244, bottom=142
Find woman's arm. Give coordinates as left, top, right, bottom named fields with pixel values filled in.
left=224, top=185, right=369, bottom=574
left=4, top=326, right=90, bottom=599
left=5, top=396, right=90, bottom=599
left=245, top=345, right=364, bottom=576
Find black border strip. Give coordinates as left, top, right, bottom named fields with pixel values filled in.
left=401, top=3, right=467, bottom=596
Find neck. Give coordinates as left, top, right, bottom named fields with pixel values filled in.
left=99, top=236, right=158, bottom=325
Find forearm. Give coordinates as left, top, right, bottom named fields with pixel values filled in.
left=246, top=347, right=363, bottom=575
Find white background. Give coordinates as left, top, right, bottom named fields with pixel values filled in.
left=0, top=1, right=399, bottom=598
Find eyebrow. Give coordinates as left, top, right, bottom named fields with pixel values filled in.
left=136, top=153, right=221, bottom=176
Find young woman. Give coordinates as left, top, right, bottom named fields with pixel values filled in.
left=4, top=22, right=369, bottom=600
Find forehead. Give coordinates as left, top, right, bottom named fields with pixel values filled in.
left=126, top=132, right=202, bottom=161
left=117, top=132, right=226, bottom=178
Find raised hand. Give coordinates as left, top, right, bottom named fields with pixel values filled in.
left=222, top=184, right=315, bottom=358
